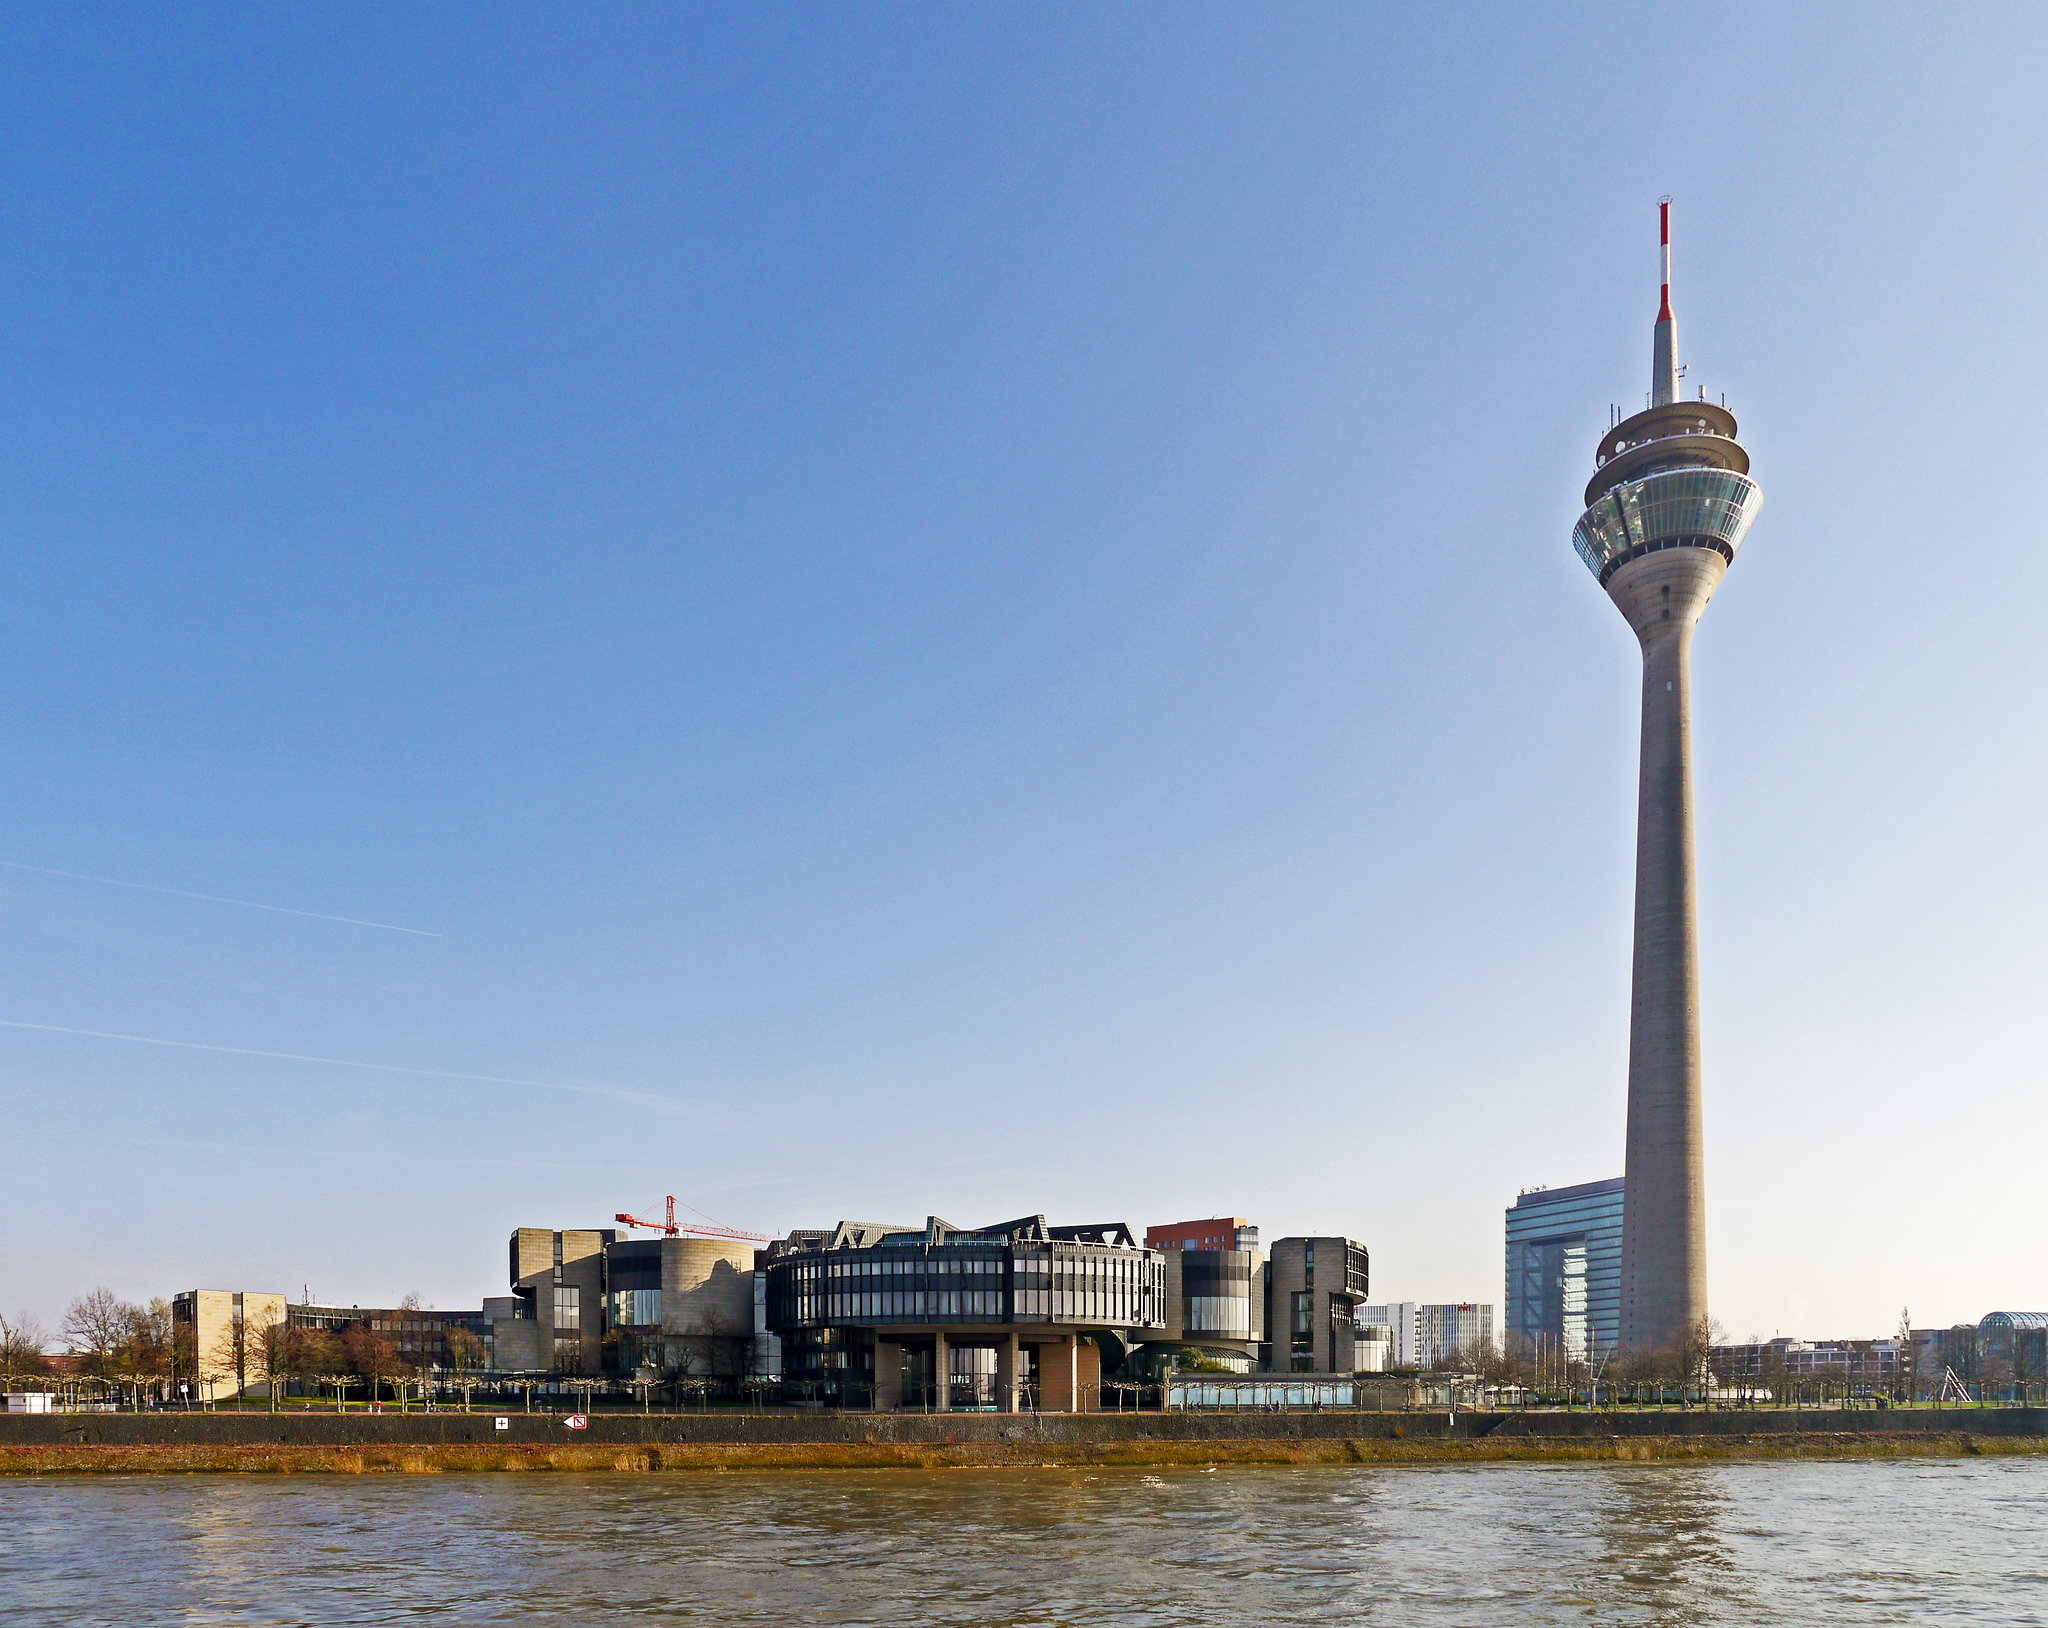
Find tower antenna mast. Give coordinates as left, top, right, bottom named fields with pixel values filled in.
left=1652, top=196, right=1679, bottom=407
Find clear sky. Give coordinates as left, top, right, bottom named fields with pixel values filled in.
left=1, top=5, right=2043, bottom=1343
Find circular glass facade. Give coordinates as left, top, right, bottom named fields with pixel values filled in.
left=766, top=1235, right=1165, bottom=1332
left=1572, top=467, right=1763, bottom=583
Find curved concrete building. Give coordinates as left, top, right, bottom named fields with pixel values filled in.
left=1571, top=200, right=1763, bottom=1352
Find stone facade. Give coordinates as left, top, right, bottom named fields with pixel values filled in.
left=1264, top=1238, right=1369, bottom=1373
left=505, top=1227, right=610, bottom=1374
left=172, top=1290, right=287, bottom=1400
left=659, top=1237, right=755, bottom=1376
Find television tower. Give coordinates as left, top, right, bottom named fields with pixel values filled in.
left=1571, top=199, right=1763, bottom=1351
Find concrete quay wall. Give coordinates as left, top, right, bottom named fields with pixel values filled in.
left=4, top=1407, right=2043, bottom=1451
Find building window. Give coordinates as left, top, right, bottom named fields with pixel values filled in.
left=554, top=1286, right=580, bottom=1332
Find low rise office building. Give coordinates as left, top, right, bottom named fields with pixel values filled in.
left=289, top=1302, right=493, bottom=1371
left=1712, top=1337, right=1902, bottom=1391
left=170, top=1290, right=286, bottom=1399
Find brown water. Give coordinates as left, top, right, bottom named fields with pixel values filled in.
left=3, top=1460, right=2046, bottom=1624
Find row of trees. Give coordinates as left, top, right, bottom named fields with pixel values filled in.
left=6, top=1290, right=197, bottom=1404
left=2, top=1290, right=490, bottom=1406
left=1433, top=1310, right=1945, bottom=1407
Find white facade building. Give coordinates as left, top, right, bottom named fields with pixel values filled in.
left=1357, top=1303, right=1420, bottom=1368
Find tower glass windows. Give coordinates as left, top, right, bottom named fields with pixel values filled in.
left=1573, top=467, right=1762, bottom=578
left=1505, top=1179, right=1623, bottom=1365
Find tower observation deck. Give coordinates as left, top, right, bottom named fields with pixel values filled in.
left=1574, top=200, right=1762, bottom=1353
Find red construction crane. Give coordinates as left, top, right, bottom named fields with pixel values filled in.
left=613, top=1195, right=767, bottom=1244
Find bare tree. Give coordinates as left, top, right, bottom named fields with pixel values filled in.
left=63, top=1288, right=136, bottom=1395
left=1615, top=1342, right=1665, bottom=1406
left=1672, top=1315, right=1725, bottom=1401
left=251, top=1317, right=296, bottom=1411
left=127, top=1300, right=181, bottom=1405
left=0, top=1310, right=50, bottom=1391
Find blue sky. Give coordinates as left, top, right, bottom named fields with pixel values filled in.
left=1, top=5, right=2043, bottom=1341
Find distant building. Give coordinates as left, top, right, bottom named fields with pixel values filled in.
left=498, top=1226, right=755, bottom=1377
left=1977, top=1312, right=2048, bottom=1384
left=759, top=1214, right=1166, bottom=1411
left=1418, top=1304, right=1494, bottom=1368
left=1145, top=1218, right=1260, bottom=1253
left=1711, top=1337, right=1901, bottom=1391
left=1357, top=1303, right=1420, bottom=1368
left=1913, top=1312, right=2048, bottom=1400
left=1506, top=1177, right=1623, bottom=1363
left=288, top=1302, right=494, bottom=1373
left=1264, top=1237, right=1369, bottom=1373
left=1135, top=1216, right=1266, bottom=1373
left=170, top=1290, right=286, bottom=1400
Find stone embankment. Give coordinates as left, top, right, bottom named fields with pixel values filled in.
left=3, top=1407, right=2042, bottom=1475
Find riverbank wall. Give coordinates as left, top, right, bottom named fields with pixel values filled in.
left=4, top=1407, right=2044, bottom=1474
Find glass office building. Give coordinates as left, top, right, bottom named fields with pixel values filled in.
left=1505, top=1177, right=1623, bottom=1365
left=762, top=1214, right=1167, bottom=1409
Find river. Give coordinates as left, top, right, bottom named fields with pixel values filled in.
left=4, top=1459, right=2045, bottom=1624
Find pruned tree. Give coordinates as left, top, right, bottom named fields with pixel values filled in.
left=444, top=1326, right=486, bottom=1412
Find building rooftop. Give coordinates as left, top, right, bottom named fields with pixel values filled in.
left=1510, top=1177, right=1624, bottom=1209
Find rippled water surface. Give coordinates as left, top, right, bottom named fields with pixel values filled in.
left=5, top=1460, right=2047, bottom=1625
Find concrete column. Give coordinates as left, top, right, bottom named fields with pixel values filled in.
left=873, top=1340, right=901, bottom=1412
left=1067, top=1332, right=1078, bottom=1413
left=1606, top=547, right=1724, bottom=1353
left=933, top=1331, right=950, bottom=1413
left=998, top=1331, right=1018, bottom=1414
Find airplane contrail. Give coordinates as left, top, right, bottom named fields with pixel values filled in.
left=0, top=860, right=440, bottom=936
left=0, top=1018, right=707, bottom=1117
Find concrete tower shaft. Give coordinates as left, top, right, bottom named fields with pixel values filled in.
left=1608, top=543, right=1724, bottom=1352
left=1571, top=201, right=1762, bottom=1354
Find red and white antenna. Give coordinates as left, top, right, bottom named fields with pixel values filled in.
left=1651, top=195, right=1680, bottom=407
left=1658, top=196, right=1674, bottom=323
